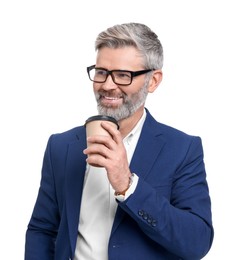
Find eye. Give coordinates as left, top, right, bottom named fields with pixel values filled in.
left=115, top=71, right=131, bottom=79
left=95, top=69, right=107, bottom=76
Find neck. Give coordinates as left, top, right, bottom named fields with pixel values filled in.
left=118, top=106, right=145, bottom=138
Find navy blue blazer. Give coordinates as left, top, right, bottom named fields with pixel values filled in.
left=25, top=109, right=213, bottom=260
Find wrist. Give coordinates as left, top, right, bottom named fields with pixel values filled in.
left=114, top=173, right=134, bottom=199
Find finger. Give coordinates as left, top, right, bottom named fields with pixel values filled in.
left=101, top=121, right=122, bottom=144
left=84, top=142, right=109, bottom=156
left=87, top=135, right=115, bottom=150
left=86, top=153, right=107, bottom=168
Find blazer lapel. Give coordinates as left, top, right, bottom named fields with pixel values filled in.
left=111, top=110, right=166, bottom=234
left=65, top=128, right=87, bottom=255
left=130, top=121, right=166, bottom=179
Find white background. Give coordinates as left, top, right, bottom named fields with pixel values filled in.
left=0, top=0, right=238, bottom=259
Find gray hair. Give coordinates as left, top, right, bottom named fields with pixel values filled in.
left=95, top=22, right=164, bottom=70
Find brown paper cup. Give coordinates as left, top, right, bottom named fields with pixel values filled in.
left=85, top=115, right=119, bottom=167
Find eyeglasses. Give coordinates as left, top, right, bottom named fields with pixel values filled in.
left=87, top=65, right=154, bottom=86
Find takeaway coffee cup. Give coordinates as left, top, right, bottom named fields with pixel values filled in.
left=85, top=115, right=119, bottom=139
left=85, top=115, right=119, bottom=167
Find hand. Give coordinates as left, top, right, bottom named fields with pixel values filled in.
left=83, top=121, right=131, bottom=192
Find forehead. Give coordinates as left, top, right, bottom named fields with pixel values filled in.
left=95, top=47, right=144, bottom=70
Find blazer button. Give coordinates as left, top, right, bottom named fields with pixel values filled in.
left=151, top=220, right=157, bottom=227
left=138, top=210, right=144, bottom=216
left=142, top=213, right=148, bottom=220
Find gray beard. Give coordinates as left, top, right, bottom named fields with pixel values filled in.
left=95, top=81, right=149, bottom=121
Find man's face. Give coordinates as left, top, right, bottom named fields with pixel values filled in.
left=93, top=47, right=150, bottom=121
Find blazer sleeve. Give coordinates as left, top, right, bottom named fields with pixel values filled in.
left=25, top=135, right=60, bottom=260
left=119, top=136, right=214, bottom=259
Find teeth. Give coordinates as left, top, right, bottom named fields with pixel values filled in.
left=104, top=96, right=120, bottom=100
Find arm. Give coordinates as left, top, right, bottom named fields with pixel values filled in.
left=83, top=121, right=213, bottom=259
left=25, top=136, right=60, bottom=260
left=119, top=137, right=213, bottom=259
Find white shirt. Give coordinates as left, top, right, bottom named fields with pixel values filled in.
left=74, top=110, right=146, bottom=260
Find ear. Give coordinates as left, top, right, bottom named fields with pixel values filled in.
left=148, top=70, right=163, bottom=93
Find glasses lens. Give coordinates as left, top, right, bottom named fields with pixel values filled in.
left=112, top=71, right=132, bottom=85
left=89, top=68, right=107, bottom=83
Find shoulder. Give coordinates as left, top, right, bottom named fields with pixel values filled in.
left=146, top=109, right=197, bottom=136
left=144, top=108, right=202, bottom=147
left=143, top=110, right=204, bottom=166
left=47, top=125, right=86, bottom=148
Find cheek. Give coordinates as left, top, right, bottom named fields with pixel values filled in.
left=133, top=77, right=147, bottom=89
left=93, top=83, right=100, bottom=91
left=93, top=83, right=105, bottom=96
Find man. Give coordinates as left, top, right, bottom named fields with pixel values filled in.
left=25, top=23, right=213, bottom=259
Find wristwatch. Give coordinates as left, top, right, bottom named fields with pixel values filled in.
left=114, top=173, right=134, bottom=202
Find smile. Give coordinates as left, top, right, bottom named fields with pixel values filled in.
left=100, top=95, right=123, bottom=106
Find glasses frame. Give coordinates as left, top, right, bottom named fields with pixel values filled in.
left=87, top=65, right=154, bottom=86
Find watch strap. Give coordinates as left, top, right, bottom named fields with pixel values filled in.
left=114, top=173, right=134, bottom=201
